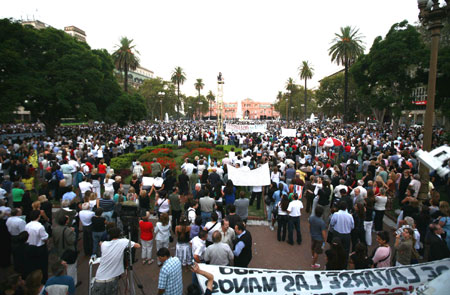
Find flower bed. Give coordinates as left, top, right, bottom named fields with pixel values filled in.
left=184, top=141, right=213, bottom=150
left=141, top=157, right=177, bottom=176
left=138, top=147, right=174, bottom=162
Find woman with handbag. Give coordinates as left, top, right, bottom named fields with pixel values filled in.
left=52, top=214, right=78, bottom=286
left=154, top=213, right=171, bottom=266
left=155, top=191, right=170, bottom=219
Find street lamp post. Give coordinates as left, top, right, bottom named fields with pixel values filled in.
left=416, top=0, right=449, bottom=200
left=158, top=91, right=165, bottom=121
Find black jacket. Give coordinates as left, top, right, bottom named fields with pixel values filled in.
left=428, top=233, right=450, bottom=261
left=234, top=230, right=252, bottom=267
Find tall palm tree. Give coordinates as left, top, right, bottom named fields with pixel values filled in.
left=299, top=61, right=314, bottom=120
left=194, top=79, right=205, bottom=119
left=171, top=67, right=186, bottom=116
left=285, top=78, right=295, bottom=122
left=112, top=37, right=140, bottom=93
left=329, top=26, right=365, bottom=122
left=206, top=90, right=215, bottom=119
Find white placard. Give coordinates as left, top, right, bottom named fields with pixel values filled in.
left=227, top=163, right=271, bottom=186
left=281, top=128, right=297, bottom=137
left=142, top=177, right=155, bottom=187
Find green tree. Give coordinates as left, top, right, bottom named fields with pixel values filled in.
left=112, top=37, right=140, bottom=93
left=0, top=19, right=121, bottom=135
left=351, top=21, right=427, bottom=132
left=171, top=66, right=186, bottom=116
left=299, top=61, right=314, bottom=120
left=329, top=26, right=365, bottom=122
left=106, top=92, right=146, bottom=126
left=206, top=90, right=215, bottom=119
left=139, top=77, right=178, bottom=120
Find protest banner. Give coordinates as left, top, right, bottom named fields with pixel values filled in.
left=197, top=258, right=450, bottom=295
left=281, top=128, right=297, bottom=137
left=225, top=124, right=267, bottom=134
left=227, top=163, right=271, bottom=186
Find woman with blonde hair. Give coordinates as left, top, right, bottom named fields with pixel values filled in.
left=103, top=173, right=114, bottom=194
left=154, top=213, right=171, bottom=266
left=88, top=192, right=97, bottom=210
left=438, top=201, right=450, bottom=249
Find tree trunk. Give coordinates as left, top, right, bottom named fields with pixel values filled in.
left=177, top=82, right=181, bottom=118
left=124, top=63, right=128, bottom=93
left=344, top=58, right=349, bottom=123
left=392, top=118, right=400, bottom=139
left=304, top=79, right=307, bottom=121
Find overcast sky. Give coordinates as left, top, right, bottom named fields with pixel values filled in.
left=1, top=0, right=420, bottom=102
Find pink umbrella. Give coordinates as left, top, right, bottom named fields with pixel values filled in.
left=319, top=137, right=343, bottom=148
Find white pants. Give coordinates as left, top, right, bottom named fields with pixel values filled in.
left=364, top=221, right=373, bottom=246
left=67, top=261, right=77, bottom=283
left=311, top=196, right=319, bottom=217
left=156, top=240, right=169, bottom=265
left=141, top=239, right=153, bottom=259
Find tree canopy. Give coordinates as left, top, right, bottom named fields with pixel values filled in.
left=0, top=18, right=123, bottom=134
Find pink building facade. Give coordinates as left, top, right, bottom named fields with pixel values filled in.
left=207, top=98, right=279, bottom=119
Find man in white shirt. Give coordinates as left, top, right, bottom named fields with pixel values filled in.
left=132, top=161, right=144, bottom=179
left=6, top=208, right=26, bottom=237
left=78, top=177, right=93, bottom=198
left=287, top=193, right=303, bottom=245
left=25, top=210, right=49, bottom=282
left=92, top=227, right=140, bottom=295
left=79, top=203, right=95, bottom=256
left=191, top=230, right=207, bottom=263
left=204, top=231, right=234, bottom=266
left=181, top=158, right=195, bottom=177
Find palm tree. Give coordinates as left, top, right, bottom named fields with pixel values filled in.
left=171, top=67, right=186, bottom=116
left=206, top=90, right=215, bottom=119
left=194, top=79, right=205, bottom=119
left=285, top=78, right=295, bottom=122
left=329, top=26, right=365, bottom=122
left=299, top=61, right=314, bottom=121
left=112, top=37, right=140, bottom=93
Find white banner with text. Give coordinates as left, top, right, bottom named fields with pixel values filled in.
left=197, top=259, right=450, bottom=295
left=225, top=124, right=267, bottom=134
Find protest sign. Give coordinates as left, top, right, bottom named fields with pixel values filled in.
left=142, top=177, right=155, bottom=187
left=197, top=259, right=450, bottom=295
left=227, top=163, right=271, bottom=186
left=281, top=128, right=297, bottom=137
left=226, top=124, right=267, bottom=134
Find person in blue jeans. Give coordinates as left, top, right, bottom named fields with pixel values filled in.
left=91, top=208, right=106, bottom=257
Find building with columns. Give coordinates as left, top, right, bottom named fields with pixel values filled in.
left=207, top=98, right=279, bottom=119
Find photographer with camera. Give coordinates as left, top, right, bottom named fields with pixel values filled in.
left=92, top=227, right=141, bottom=295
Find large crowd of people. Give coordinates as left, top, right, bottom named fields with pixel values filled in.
left=0, top=119, right=449, bottom=295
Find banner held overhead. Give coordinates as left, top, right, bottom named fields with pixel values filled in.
left=227, top=163, right=271, bottom=186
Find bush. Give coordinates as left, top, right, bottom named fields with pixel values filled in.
left=184, top=141, right=212, bottom=150
left=119, top=169, right=132, bottom=179
left=110, top=155, right=134, bottom=171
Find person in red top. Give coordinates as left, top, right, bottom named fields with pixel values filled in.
left=139, top=212, right=154, bottom=264
left=98, top=159, right=107, bottom=185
